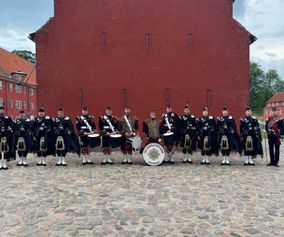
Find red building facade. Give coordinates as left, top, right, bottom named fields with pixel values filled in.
left=0, top=48, right=37, bottom=119
left=263, top=92, right=284, bottom=120
left=30, top=0, right=255, bottom=124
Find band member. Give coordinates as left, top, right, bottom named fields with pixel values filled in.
left=180, top=104, right=197, bottom=163
left=14, top=110, right=33, bottom=167
left=160, top=105, right=180, bottom=163
left=54, top=108, right=80, bottom=166
left=120, top=107, right=138, bottom=164
left=217, top=107, right=241, bottom=166
left=143, top=110, right=161, bottom=144
left=266, top=107, right=283, bottom=167
left=240, top=108, right=263, bottom=166
left=197, top=107, right=218, bottom=165
left=76, top=107, right=96, bottom=165
left=0, top=106, right=14, bottom=170
left=99, top=107, right=120, bottom=165
left=34, top=108, right=54, bottom=166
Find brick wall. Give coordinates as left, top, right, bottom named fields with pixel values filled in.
left=33, top=0, right=251, bottom=129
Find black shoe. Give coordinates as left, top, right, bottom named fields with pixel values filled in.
left=163, top=160, right=170, bottom=163
left=37, top=163, right=42, bottom=166
left=3, top=167, right=8, bottom=170
left=226, top=163, right=231, bottom=166
left=108, top=161, right=113, bottom=165
left=182, top=160, right=187, bottom=163
left=200, top=161, right=206, bottom=165
left=206, top=162, right=211, bottom=165
left=101, top=161, right=107, bottom=165
left=170, top=161, right=175, bottom=164
left=243, top=163, right=249, bottom=166
left=86, top=161, right=94, bottom=165
left=55, top=163, right=61, bottom=166
left=82, top=162, right=87, bottom=166
left=221, top=162, right=226, bottom=166
left=17, top=163, right=23, bottom=166
left=187, top=160, right=193, bottom=164
left=249, top=163, right=255, bottom=166
left=62, top=163, right=67, bottom=167
left=42, top=163, right=47, bottom=167
left=128, top=161, right=133, bottom=165
left=274, top=164, right=279, bottom=167
left=23, top=164, right=29, bottom=167
left=122, top=161, right=127, bottom=165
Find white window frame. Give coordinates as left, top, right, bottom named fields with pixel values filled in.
left=15, top=100, right=22, bottom=109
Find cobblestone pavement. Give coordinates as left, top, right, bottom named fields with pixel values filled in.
left=0, top=145, right=283, bottom=237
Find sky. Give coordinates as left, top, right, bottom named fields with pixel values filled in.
left=0, top=0, right=283, bottom=78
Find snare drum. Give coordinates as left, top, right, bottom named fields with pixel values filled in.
left=163, top=131, right=175, bottom=145
left=110, top=134, right=122, bottom=148
left=143, top=143, right=165, bottom=166
left=88, top=133, right=101, bottom=148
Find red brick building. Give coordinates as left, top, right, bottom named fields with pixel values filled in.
left=263, top=92, right=284, bottom=120
left=30, top=0, right=255, bottom=124
left=0, top=48, right=37, bottom=119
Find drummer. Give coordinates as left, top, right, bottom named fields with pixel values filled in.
left=160, top=105, right=180, bottom=164
left=99, top=106, right=120, bottom=165
left=143, top=110, right=162, bottom=144
left=120, top=106, right=139, bottom=164
left=75, top=107, right=97, bottom=165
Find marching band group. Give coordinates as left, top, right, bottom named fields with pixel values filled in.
left=0, top=103, right=282, bottom=170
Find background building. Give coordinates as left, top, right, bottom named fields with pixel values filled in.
left=263, top=92, right=284, bottom=120
left=30, top=0, right=255, bottom=125
left=0, top=47, right=37, bottom=118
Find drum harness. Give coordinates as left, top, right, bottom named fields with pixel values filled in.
left=103, top=116, right=115, bottom=133
left=81, top=116, right=94, bottom=133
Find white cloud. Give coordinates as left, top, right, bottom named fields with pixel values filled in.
left=238, top=0, right=284, bottom=78
left=0, top=24, right=35, bottom=52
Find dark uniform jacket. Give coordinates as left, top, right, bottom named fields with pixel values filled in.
left=0, top=115, right=15, bottom=160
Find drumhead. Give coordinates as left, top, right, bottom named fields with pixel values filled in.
left=143, top=143, right=165, bottom=166
left=163, top=132, right=174, bottom=136
left=88, top=133, right=100, bottom=138
left=110, top=134, right=122, bottom=138
left=130, top=136, right=142, bottom=150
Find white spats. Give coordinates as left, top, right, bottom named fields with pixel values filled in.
left=42, top=157, right=47, bottom=166
left=122, top=155, right=128, bottom=164
left=61, top=157, right=66, bottom=166
left=2, top=159, right=8, bottom=169
left=23, top=157, right=28, bottom=166
left=107, top=156, right=113, bottom=164
left=18, top=157, right=23, bottom=166
left=101, top=156, right=107, bottom=164
left=56, top=157, right=61, bottom=166
left=221, top=157, right=226, bottom=165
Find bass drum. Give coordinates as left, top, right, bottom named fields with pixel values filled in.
left=143, top=143, right=165, bottom=166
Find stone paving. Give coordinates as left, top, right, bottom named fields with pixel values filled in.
left=0, top=145, right=283, bottom=237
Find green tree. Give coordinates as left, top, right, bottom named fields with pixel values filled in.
left=250, top=62, right=284, bottom=113
left=12, top=50, right=36, bottom=64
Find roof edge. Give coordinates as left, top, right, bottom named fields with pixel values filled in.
left=29, top=17, right=54, bottom=42
left=232, top=19, right=257, bottom=45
